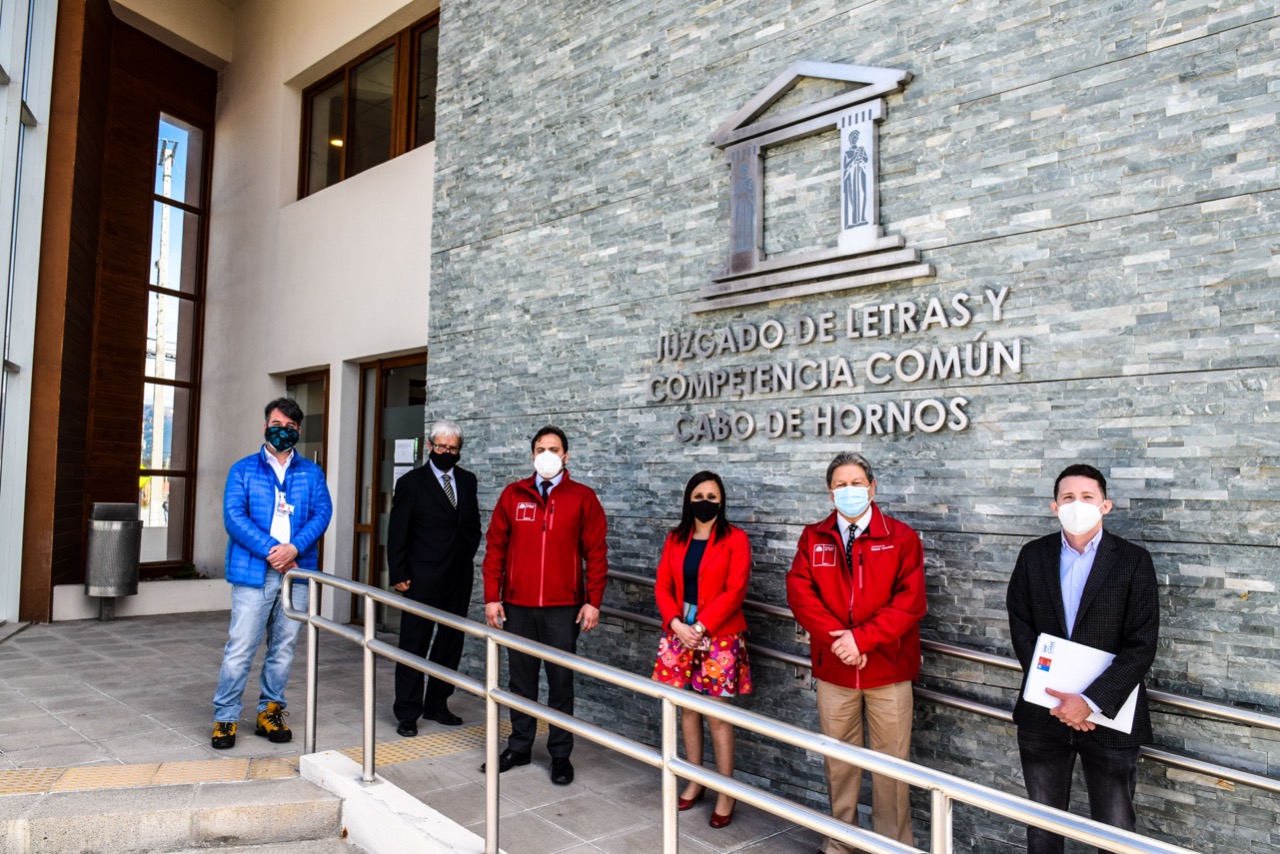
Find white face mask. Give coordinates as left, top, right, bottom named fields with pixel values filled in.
left=1057, top=500, right=1102, bottom=536
left=533, top=450, right=563, bottom=480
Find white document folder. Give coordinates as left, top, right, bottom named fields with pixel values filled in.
left=1022, top=633, right=1139, bottom=734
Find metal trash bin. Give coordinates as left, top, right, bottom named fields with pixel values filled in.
left=85, top=503, right=142, bottom=619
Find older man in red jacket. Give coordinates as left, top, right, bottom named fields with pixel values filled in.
left=482, top=425, right=608, bottom=786
left=786, top=451, right=926, bottom=852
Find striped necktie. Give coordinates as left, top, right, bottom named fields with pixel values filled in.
left=442, top=473, right=457, bottom=508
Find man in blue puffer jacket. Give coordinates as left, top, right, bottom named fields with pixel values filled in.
left=210, top=398, right=333, bottom=749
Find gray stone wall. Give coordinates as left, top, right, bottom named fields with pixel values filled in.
left=430, top=1, right=1279, bottom=851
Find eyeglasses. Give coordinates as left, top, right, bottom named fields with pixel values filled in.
left=430, top=441, right=461, bottom=454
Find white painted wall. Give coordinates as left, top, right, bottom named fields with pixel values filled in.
left=190, top=0, right=436, bottom=622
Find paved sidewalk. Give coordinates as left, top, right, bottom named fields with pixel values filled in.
left=0, top=612, right=822, bottom=853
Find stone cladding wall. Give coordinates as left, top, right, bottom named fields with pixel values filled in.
left=427, top=2, right=1280, bottom=851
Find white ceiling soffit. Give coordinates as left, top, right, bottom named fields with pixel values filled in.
left=108, top=0, right=234, bottom=70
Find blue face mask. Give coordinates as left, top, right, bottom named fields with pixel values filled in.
left=265, top=425, right=300, bottom=453
left=832, top=485, right=870, bottom=520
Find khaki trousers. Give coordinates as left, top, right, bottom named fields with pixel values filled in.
left=816, top=679, right=914, bottom=852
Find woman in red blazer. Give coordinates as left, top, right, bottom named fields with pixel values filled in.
left=651, top=471, right=752, bottom=828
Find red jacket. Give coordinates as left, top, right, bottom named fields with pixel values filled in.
left=482, top=471, right=609, bottom=608
left=786, top=506, right=926, bottom=690
left=654, top=525, right=751, bottom=637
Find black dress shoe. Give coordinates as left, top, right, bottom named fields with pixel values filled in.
left=550, top=757, right=574, bottom=785
left=395, top=719, right=418, bottom=738
left=481, top=748, right=531, bottom=773
left=425, top=707, right=463, bottom=726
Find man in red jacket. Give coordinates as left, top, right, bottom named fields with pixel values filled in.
left=482, top=426, right=609, bottom=785
left=786, top=451, right=926, bottom=852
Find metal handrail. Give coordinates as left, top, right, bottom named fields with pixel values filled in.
left=603, top=602, right=1280, bottom=796
left=608, top=570, right=1280, bottom=733
left=284, top=568, right=1199, bottom=854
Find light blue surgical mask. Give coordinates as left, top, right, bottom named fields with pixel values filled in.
left=832, top=485, right=871, bottom=520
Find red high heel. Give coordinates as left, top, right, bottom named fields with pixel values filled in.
left=677, top=787, right=705, bottom=811
left=709, top=795, right=734, bottom=828
left=709, top=808, right=734, bottom=828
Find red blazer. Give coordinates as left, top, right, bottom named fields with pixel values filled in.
left=482, top=471, right=609, bottom=609
left=654, top=525, right=751, bottom=637
left=786, top=506, right=926, bottom=690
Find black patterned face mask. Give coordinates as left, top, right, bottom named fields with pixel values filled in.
left=265, top=425, right=300, bottom=452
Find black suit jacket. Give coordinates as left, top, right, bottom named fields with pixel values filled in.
left=1006, top=529, right=1159, bottom=747
left=387, top=464, right=482, bottom=603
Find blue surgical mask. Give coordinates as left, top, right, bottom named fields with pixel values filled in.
left=832, top=485, right=870, bottom=520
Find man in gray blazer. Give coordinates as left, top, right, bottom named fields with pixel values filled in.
left=1006, top=463, right=1159, bottom=854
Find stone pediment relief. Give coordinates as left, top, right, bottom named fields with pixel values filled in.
left=701, top=61, right=933, bottom=313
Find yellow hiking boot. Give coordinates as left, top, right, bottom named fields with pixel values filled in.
left=255, top=702, right=291, bottom=743
left=211, top=721, right=237, bottom=749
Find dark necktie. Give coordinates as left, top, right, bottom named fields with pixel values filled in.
left=540, top=479, right=551, bottom=501
left=442, top=473, right=457, bottom=508
left=845, top=525, right=856, bottom=568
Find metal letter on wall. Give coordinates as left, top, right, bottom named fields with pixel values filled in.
left=701, top=62, right=934, bottom=313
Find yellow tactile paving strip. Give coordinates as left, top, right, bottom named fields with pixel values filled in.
left=0, top=719, right=540, bottom=797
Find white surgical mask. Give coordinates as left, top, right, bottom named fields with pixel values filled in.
left=1057, top=501, right=1102, bottom=536
left=534, top=450, right=564, bottom=480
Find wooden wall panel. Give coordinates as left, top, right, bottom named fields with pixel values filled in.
left=23, top=4, right=215, bottom=618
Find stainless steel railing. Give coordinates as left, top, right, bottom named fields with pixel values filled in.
left=607, top=570, right=1280, bottom=797
left=609, top=570, right=1280, bottom=734
left=284, top=568, right=1200, bottom=854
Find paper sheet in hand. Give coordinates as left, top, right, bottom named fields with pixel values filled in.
left=1022, top=633, right=1139, bottom=734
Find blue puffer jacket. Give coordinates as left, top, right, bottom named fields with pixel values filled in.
left=223, top=446, right=333, bottom=587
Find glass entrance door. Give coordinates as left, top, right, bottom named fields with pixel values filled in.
left=286, top=369, right=329, bottom=572
left=351, top=354, right=427, bottom=630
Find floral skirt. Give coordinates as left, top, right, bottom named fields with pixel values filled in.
left=652, top=630, right=753, bottom=697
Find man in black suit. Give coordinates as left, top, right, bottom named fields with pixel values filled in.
left=1006, top=463, right=1159, bottom=854
left=389, top=419, right=482, bottom=736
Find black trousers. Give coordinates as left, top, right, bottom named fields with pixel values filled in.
left=392, top=586, right=470, bottom=724
left=1018, top=727, right=1140, bottom=854
left=504, top=603, right=579, bottom=759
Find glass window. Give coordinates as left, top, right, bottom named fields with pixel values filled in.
left=148, top=202, right=201, bottom=294
left=140, top=383, right=192, bottom=471
left=300, top=12, right=439, bottom=197
left=139, top=475, right=187, bottom=561
left=155, top=116, right=204, bottom=206
left=414, top=23, right=439, bottom=148
left=306, top=76, right=345, bottom=197
left=145, top=292, right=196, bottom=382
left=139, top=111, right=207, bottom=569
left=349, top=46, right=396, bottom=178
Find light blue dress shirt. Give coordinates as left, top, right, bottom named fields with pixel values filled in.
left=537, top=470, right=564, bottom=497
left=1060, top=528, right=1103, bottom=638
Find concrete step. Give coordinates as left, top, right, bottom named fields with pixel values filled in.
left=0, top=777, right=344, bottom=853
left=167, top=842, right=365, bottom=853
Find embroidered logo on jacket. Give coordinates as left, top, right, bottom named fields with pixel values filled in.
left=812, top=544, right=837, bottom=567
left=516, top=502, right=537, bottom=522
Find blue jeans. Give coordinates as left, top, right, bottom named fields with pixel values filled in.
left=212, top=572, right=307, bottom=722
left=1017, top=727, right=1140, bottom=854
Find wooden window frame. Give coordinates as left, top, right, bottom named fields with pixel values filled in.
left=298, top=12, right=440, bottom=199
left=139, top=107, right=213, bottom=578
left=349, top=351, right=427, bottom=624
